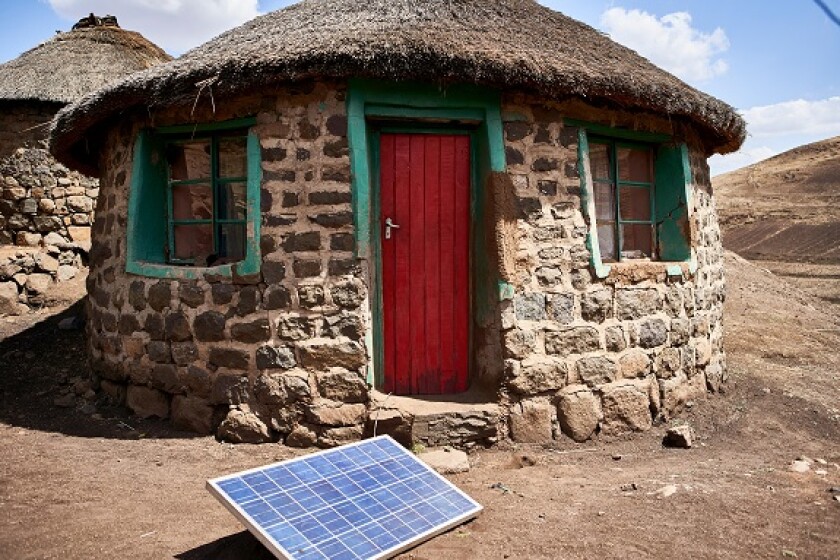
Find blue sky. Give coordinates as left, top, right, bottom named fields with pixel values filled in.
left=1, top=1, right=839, bottom=175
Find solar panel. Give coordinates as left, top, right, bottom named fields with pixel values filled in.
left=207, top=435, right=482, bottom=560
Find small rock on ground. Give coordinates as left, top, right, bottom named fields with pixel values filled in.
left=663, top=424, right=695, bottom=448
left=789, top=460, right=811, bottom=473
left=418, top=447, right=470, bottom=474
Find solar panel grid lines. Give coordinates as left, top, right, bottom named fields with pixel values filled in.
left=207, top=435, right=482, bottom=560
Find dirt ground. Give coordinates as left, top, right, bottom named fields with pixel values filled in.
left=1, top=252, right=839, bottom=560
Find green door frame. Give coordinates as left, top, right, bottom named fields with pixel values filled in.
left=346, top=79, right=506, bottom=388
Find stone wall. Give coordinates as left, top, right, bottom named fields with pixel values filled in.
left=498, top=95, right=726, bottom=444
left=0, top=102, right=95, bottom=313
left=86, top=83, right=372, bottom=446
left=82, top=81, right=727, bottom=447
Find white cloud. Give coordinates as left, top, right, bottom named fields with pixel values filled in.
left=47, top=0, right=260, bottom=54
left=742, top=96, right=840, bottom=138
left=599, top=8, right=730, bottom=82
left=710, top=96, right=840, bottom=176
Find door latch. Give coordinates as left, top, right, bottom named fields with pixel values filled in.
left=385, top=217, right=400, bottom=239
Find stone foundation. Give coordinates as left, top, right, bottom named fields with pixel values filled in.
left=81, top=80, right=727, bottom=447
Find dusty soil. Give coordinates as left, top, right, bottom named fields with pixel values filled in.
left=713, top=135, right=840, bottom=303
left=2, top=253, right=840, bottom=560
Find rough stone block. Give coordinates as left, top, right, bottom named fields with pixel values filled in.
left=193, top=311, right=226, bottom=341
left=514, top=293, right=546, bottom=321
left=217, top=409, right=273, bottom=443
left=581, top=289, right=612, bottom=322
left=209, top=347, right=250, bottom=370
left=418, top=448, right=470, bottom=474
left=548, top=293, right=575, bottom=324
left=231, top=318, right=271, bottom=343
left=254, top=369, right=311, bottom=404
left=286, top=424, right=318, bottom=448
left=25, top=273, right=51, bottom=294
left=318, top=426, right=363, bottom=448
left=0, top=281, right=23, bottom=316
left=600, top=380, right=653, bottom=436
left=618, top=349, right=651, bottom=379
left=616, top=288, right=662, bottom=320
left=126, top=385, right=170, bottom=418
left=509, top=399, right=554, bottom=444
left=557, top=385, right=600, bottom=442
left=255, top=344, right=297, bottom=370
left=316, top=368, right=368, bottom=403
left=508, top=355, right=567, bottom=395
left=306, top=402, right=367, bottom=427
left=171, top=395, right=215, bottom=435
left=297, top=338, right=366, bottom=371
left=503, top=329, right=537, bottom=360
left=545, top=326, right=601, bottom=356
left=605, top=326, right=626, bottom=352
left=638, top=319, right=668, bottom=348
left=575, top=355, right=617, bottom=386
left=331, top=281, right=364, bottom=309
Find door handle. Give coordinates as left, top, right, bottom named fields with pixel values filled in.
left=385, top=217, right=400, bottom=240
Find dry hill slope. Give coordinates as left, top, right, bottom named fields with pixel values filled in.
left=713, top=135, right=840, bottom=302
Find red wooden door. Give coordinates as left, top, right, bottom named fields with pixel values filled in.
left=379, top=133, right=471, bottom=395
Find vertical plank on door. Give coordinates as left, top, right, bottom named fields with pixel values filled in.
left=422, top=136, right=442, bottom=394
left=452, top=135, right=471, bottom=393
left=408, top=135, right=426, bottom=395
left=393, top=135, right=412, bottom=395
left=438, top=135, right=457, bottom=394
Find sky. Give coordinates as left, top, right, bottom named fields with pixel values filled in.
left=0, top=1, right=838, bottom=176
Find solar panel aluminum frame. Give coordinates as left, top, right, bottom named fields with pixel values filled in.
left=206, top=435, right=483, bottom=560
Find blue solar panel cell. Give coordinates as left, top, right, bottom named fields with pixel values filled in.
left=207, top=435, right=482, bottom=560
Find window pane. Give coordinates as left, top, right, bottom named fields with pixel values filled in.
left=218, top=182, right=247, bottom=221
left=171, top=183, right=213, bottom=220
left=594, top=182, right=615, bottom=221
left=617, top=147, right=652, bottom=182
left=218, top=224, right=246, bottom=261
left=597, top=223, right=617, bottom=262
left=173, top=224, right=213, bottom=261
left=619, top=186, right=651, bottom=221
left=168, top=141, right=211, bottom=181
left=590, top=143, right=612, bottom=180
left=218, top=136, right=247, bottom=178
left=621, top=224, right=653, bottom=258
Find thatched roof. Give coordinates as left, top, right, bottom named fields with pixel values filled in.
left=0, top=15, right=170, bottom=106
left=51, top=0, right=746, bottom=175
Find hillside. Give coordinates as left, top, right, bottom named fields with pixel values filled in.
left=713, top=135, right=840, bottom=302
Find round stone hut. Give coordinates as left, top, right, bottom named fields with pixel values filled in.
left=49, top=0, right=745, bottom=447
left=0, top=14, right=170, bottom=312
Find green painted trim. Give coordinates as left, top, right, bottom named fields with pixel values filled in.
left=577, top=128, right=612, bottom=279
left=366, top=106, right=485, bottom=122
left=498, top=281, right=515, bottom=301
left=566, top=119, right=671, bottom=143
left=125, top=120, right=261, bottom=280
left=346, top=78, right=504, bottom=390
left=347, top=78, right=504, bottom=258
left=155, top=117, right=257, bottom=135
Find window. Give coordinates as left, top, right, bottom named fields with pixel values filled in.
left=575, top=124, right=694, bottom=277
left=126, top=118, right=261, bottom=279
left=590, top=139, right=656, bottom=261
left=165, top=131, right=248, bottom=265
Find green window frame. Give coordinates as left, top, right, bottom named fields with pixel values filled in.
left=126, top=117, right=262, bottom=280
left=573, top=121, right=696, bottom=278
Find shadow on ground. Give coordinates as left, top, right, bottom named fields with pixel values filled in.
left=0, top=296, right=200, bottom=441
left=176, top=531, right=274, bottom=560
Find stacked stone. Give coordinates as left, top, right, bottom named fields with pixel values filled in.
left=0, top=147, right=93, bottom=313
left=499, top=97, right=726, bottom=444
left=0, top=147, right=96, bottom=247
left=86, top=83, right=373, bottom=447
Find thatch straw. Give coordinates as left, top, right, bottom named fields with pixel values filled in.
left=50, top=0, right=746, bottom=175
left=0, top=22, right=170, bottom=105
